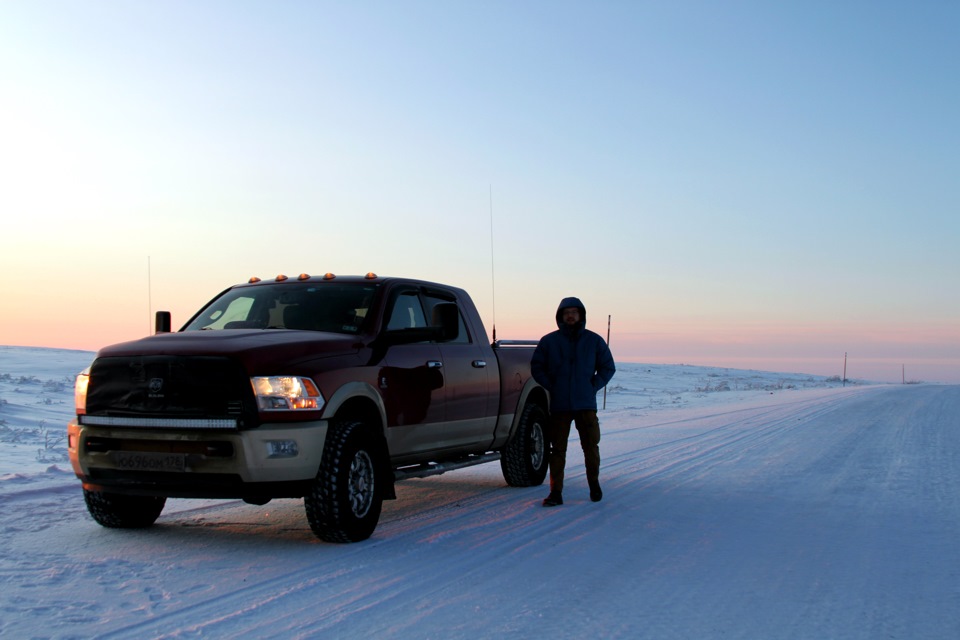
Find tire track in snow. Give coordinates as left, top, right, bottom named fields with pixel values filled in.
left=594, top=387, right=879, bottom=493
left=95, top=487, right=559, bottom=638
left=88, top=456, right=611, bottom=638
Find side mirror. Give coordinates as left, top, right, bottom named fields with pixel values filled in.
left=155, top=311, right=171, bottom=334
left=430, top=302, right=459, bottom=342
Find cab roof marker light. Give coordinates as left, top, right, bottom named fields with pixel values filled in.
left=297, top=273, right=310, bottom=280
left=276, top=274, right=288, bottom=282
left=365, top=272, right=378, bottom=279
left=323, top=273, right=336, bottom=280
left=248, top=276, right=261, bottom=283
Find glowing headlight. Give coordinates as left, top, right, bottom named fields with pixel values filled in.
left=251, top=376, right=325, bottom=411
left=75, top=368, right=90, bottom=415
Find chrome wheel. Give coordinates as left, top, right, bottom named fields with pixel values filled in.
left=530, top=420, right=545, bottom=469
left=348, top=450, right=375, bottom=518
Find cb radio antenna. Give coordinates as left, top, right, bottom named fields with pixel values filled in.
left=489, top=184, right=496, bottom=343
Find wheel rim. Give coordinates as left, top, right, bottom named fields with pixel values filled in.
left=530, top=421, right=545, bottom=468
left=348, top=450, right=375, bottom=518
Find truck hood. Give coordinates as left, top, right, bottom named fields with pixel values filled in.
left=95, top=330, right=366, bottom=373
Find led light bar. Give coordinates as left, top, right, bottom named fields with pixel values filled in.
left=79, top=416, right=238, bottom=430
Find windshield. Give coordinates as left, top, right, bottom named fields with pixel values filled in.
left=182, top=283, right=379, bottom=334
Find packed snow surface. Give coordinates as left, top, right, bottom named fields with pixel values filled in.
left=1, top=346, right=958, bottom=639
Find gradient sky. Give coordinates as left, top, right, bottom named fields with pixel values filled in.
left=1, top=1, right=958, bottom=383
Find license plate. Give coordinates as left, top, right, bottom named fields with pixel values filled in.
left=112, top=451, right=186, bottom=473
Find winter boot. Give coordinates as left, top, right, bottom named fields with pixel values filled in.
left=589, top=482, right=603, bottom=503
left=542, top=491, right=563, bottom=507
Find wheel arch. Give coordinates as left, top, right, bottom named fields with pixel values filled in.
left=508, top=380, right=549, bottom=438
left=322, top=382, right=387, bottom=437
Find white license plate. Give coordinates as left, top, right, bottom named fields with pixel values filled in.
left=112, top=451, right=186, bottom=473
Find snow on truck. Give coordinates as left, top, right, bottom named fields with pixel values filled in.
left=68, top=273, right=549, bottom=542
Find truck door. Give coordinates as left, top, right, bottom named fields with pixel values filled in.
left=422, top=291, right=496, bottom=445
left=379, top=289, right=446, bottom=455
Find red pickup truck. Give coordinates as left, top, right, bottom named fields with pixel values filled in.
left=68, top=274, right=548, bottom=542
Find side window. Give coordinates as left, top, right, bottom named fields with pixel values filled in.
left=387, top=291, right=427, bottom=330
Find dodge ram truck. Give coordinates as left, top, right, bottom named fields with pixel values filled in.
left=68, top=273, right=548, bottom=542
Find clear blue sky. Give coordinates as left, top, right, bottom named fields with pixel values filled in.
left=1, top=1, right=957, bottom=382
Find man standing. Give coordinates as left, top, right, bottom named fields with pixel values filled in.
left=531, top=297, right=616, bottom=507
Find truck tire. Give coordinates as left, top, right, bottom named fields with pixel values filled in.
left=304, top=420, right=384, bottom=543
left=501, top=402, right=548, bottom=487
left=83, top=489, right=166, bottom=528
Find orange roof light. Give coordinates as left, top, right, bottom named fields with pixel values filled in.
left=248, top=276, right=262, bottom=283
left=365, top=272, right=378, bottom=279
left=297, top=273, right=310, bottom=280
left=276, top=274, right=288, bottom=282
left=323, top=273, right=336, bottom=280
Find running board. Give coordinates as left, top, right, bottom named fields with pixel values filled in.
left=393, top=452, right=501, bottom=482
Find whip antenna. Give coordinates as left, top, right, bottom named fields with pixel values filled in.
left=147, top=255, right=153, bottom=335
left=489, top=184, right=497, bottom=342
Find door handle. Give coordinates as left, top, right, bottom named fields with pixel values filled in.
left=426, top=361, right=443, bottom=369
left=472, top=360, right=487, bottom=368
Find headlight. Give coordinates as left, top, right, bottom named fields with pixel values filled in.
left=251, top=376, right=325, bottom=411
left=75, top=368, right=90, bottom=415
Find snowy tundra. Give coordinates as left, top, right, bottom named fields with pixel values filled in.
left=1, top=346, right=958, bottom=639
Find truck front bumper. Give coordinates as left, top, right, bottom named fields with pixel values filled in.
left=67, top=418, right=329, bottom=499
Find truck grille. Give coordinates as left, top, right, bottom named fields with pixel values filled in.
left=85, top=355, right=257, bottom=428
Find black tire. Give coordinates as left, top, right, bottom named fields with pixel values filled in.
left=83, top=489, right=166, bottom=528
left=501, top=402, right=549, bottom=487
left=304, top=420, right=384, bottom=543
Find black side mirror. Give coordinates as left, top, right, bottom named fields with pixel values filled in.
left=430, top=302, right=459, bottom=342
left=155, top=311, right=171, bottom=334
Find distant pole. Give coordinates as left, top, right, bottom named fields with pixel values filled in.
left=603, top=314, right=611, bottom=410
left=842, top=352, right=847, bottom=387
left=902, top=364, right=905, bottom=385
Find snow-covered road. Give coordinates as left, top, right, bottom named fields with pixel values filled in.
left=3, top=362, right=958, bottom=638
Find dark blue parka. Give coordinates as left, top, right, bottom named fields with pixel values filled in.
left=530, top=297, right=616, bottom=412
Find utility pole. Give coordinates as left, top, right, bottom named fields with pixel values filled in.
left=842, top=352, right=847, bottom=387
left=603, top=314, right=611, bottom=410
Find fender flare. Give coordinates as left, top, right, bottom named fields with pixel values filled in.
left=506, top=379, right=548, bottom=442
left=321, top=381, right=389, bottom=438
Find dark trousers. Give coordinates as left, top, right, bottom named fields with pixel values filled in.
left=546, top=410, right=601, bottom=493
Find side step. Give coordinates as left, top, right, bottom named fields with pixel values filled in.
left=393, top=452, right=501, bottom=482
